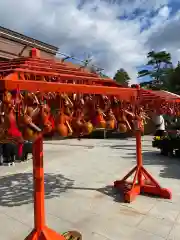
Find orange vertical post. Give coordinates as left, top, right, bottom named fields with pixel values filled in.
left=30, top=48, right=40, bottom=58
left=33, top=135, right=45, bottom=232
left=136, top=121, right=143, bottom=186
left=25, top=134, right=65, bottom=240
left=114, top=85, right=172, bottom=203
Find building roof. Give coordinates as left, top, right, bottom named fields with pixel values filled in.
left=0, top=26, right=58, bottom=55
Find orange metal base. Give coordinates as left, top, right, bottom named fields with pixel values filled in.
left=25, top=226, right=66, bottom=240
left=114, top=165, right=172, bottom=203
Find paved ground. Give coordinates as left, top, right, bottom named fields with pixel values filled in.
left=0, top=136, right=180, bottom=239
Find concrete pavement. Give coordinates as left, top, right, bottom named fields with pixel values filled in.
left=0, top=136, right=180, bottom=239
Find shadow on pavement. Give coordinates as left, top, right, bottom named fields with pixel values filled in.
left=0, top=173, right=74, bottom=207
left=111, top=144, right=135, bottom=149
left=63, top=185, right=124, bottom=203
left=45, top=142, right=94, bottom=149
left=122, top=150, right=180, bottom=180
left=108, top=143, right=152, bottom=151
left=143, top=151, right=180, bottom=180
left=0, top=172, right=123, bottom=207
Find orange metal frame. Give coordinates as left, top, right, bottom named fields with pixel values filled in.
left=0, top=79, right=136, bottom=100
left=25, top=135, right=65, bottom=240
left=1, top=77, right=172, bottom=238
left=0, top=57, right=121, bottom=87
left=114, top=86, right=171, bottom=202
left=2, top=70, right=120, bottom=87
left=114, top=126, right=171, bottom=203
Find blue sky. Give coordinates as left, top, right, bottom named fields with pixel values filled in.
left=0, top=0, right=180, bottom=83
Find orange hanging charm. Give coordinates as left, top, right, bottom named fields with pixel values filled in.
left=94, top=108, right=106, bottom=128
left=56, top=111, right=69, bottom=137
left=106, top=109, right=116, bottom=130
left=83, top=121, right=93, bottom=135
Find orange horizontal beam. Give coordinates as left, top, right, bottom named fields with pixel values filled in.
left=0, top=64, right=98, bottom=78
left=0, top=67, right=97, bottom=79
left=0, top=59, right=97, bottom=77
left=24, top=61, right=98, bottom=75
left=1, top=79, right=137, bottom=101
left=2, top=68, right=119, bottom=86
left=16, top=68, right=114, bottom=83
left=1, top=79, right=179, bottom=103
left=15, top=67, right=110, bottom=81
left=140, top=89, right=180, bottom=103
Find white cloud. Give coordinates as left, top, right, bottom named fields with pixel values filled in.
left=0, top=0, right=179, bottom=83
left=158, top=5, right=170, bottom=17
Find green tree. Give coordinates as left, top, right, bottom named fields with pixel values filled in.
left=138, top=51, right=172, bottom=84
left=167, top=61, right=180, bottom=94
left=138, top=51, right=173, bottom=90
left=113, top=68, right=130, bottom=86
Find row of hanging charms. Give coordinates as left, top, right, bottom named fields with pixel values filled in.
left=0, top=89, right=154, bottom=140
left=141, top=99, right=180, bottom=116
